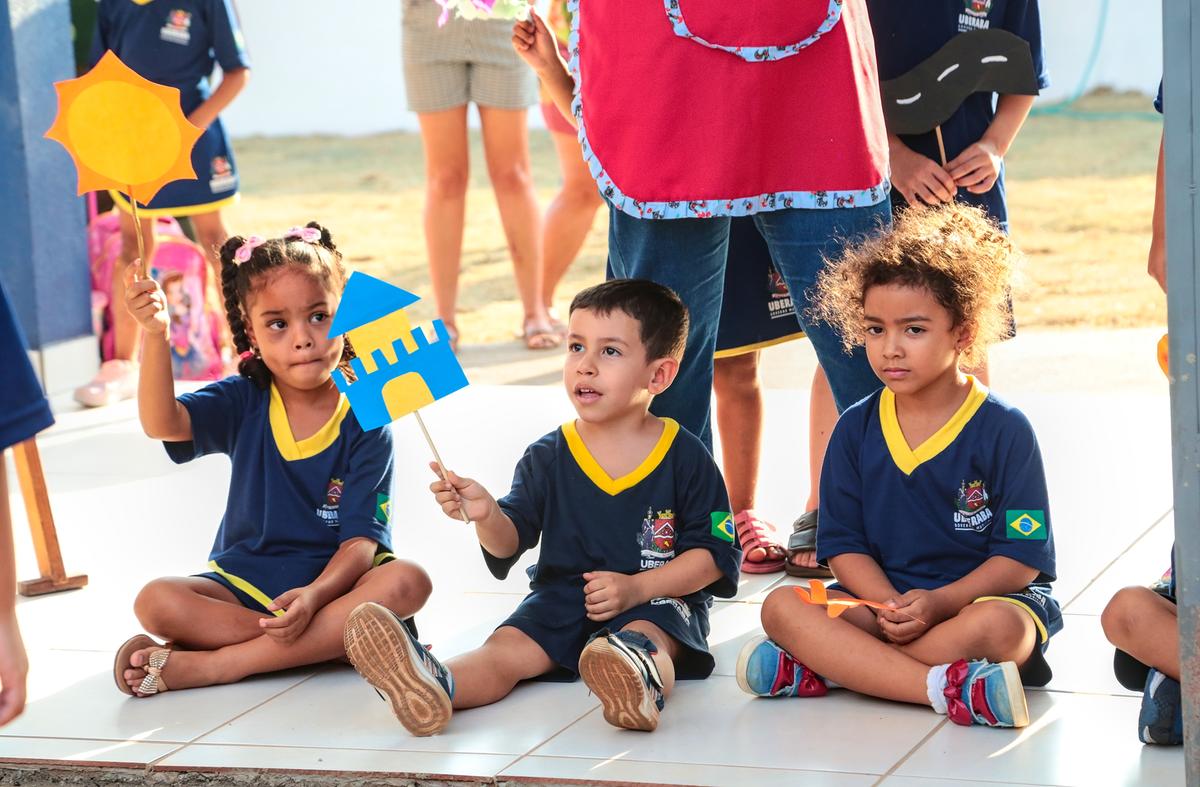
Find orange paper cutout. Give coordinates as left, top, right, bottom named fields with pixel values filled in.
left=45, top=51, right=203, bottom=205
left=1158, top=333, right=1170, bottom=378
left=793, top=579, right=925, bottom=624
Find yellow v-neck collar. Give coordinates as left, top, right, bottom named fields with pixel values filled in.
left=880, top=376, right=988, bottom=476
left=562, top=418, right=679, bottom=496
left=268, top=384, right=350, bottom=462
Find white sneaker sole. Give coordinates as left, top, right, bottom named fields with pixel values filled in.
left=578, top=636, right=660, bottom=732
left=734, top=635, right=771, bottom=696
left=998, top=661, right=1030, bottom=728
left=344, top=602, right=451, bottom=737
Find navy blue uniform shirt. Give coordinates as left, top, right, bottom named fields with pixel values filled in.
left=866, top=0, right=1048, bottom=225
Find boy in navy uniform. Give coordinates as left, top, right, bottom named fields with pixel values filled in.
left=866, top=0, right=1048, bottom=229
left=345, top=280, right=741, bottom=736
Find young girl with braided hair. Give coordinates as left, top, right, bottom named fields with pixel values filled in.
left=114, top=222, right=431, bottom=697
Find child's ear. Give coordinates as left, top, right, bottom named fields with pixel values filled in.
left=647, top=356, right=680, bottom=395
left=953, top=319, right=977, bottom=352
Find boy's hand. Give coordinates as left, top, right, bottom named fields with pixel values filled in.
left=0, top=619, right=28, bottom=726
left=260, top=587, right=318, bottom=645
left=511, top=11, right=561, bottom=77
left=123, top=262, right=169, bottom=336
left=876, top=589, right=949, bottom=645
left=428, top=462, right=494, bottom=523
left=582, top=571, right=645, bottom=621
left=890, top=139, right=956, bottom=207
left=947, top=140, right=1003, bottom=194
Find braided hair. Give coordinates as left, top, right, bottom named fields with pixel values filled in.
left=219, top=221, right=357, bottom=390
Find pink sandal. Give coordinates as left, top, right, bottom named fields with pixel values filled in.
left=734, top=510, right=786, bottom=574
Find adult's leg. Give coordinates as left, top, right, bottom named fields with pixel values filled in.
left=444, top=626, right=558, bottom=708
left=542, top=129, right=603, bottom=323
left=755, top=203, right=891, bottom=412
left=478, top=106, right=555, bottom=346
left=1102, top=586, right=1180, bottom=681
left=123, top=560, right=432, bottom=691
left=417, top=107, right=471, bottom=340
left=607, top=208, right=730, bottom=449
left=790, top=366, right=837, bottom=572
left=713, top=352, right=763, bottom=514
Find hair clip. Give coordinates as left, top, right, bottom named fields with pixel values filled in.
left=284, top=226, right=322, bottom=244
left=234, top=236, right=265, bottom=263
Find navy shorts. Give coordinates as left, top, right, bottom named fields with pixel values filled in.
left=827, top=582, right=1061, bottom=685
left=715, top=217, right=806, bottom=357
left=0, top=280, right=54, bottom=451
left=501, top=584, right=715, bottom=681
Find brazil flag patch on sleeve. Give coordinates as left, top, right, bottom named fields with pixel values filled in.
left=375, top=493, right=392, bottom=525
left=1006, top=510, right=1046, bottom=540
left=710, top=511, right=735, bottom=542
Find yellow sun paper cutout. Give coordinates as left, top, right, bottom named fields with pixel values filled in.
left=45, top=50, right=203, bottom=205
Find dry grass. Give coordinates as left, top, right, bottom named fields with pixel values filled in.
left=224, top=91, right=1165, bottom=344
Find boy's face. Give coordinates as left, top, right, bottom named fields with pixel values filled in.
left=862, top=283, right=970, bottom=396
left=563, top=307, right=677, bottom=424
left=244, top=267, right=344, bottom=392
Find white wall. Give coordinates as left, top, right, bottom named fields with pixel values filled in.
left=220, top=0, right=1164, bottom=139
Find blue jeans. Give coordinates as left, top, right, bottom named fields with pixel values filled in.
left=607, top=201, right=892, bottom=449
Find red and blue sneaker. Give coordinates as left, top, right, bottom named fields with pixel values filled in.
left=941, top=659, right=1029, bottom=728
left=735, top=635, right=828, bottom=698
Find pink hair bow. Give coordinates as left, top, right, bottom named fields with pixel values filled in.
left=234, top=236, right=265, bottom=263
left=284, top=226, right=322, bottom=243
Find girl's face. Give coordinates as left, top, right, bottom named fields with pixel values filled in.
left=244, top=267, right=343, bottom=392
left=862, top=283, right=971, bottom=396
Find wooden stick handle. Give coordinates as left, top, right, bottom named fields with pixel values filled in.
left=934, top=125, right=948, bottom=169
left=128, top=186, right=148, bottom=279
left=414, top=410, right=471, bottom=524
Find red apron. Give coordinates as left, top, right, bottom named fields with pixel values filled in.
left=572, top=0, right=889, bottom=218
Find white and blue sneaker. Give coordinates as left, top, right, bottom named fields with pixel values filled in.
left=579, top=630, right=666, bottom=731
left=941, top=659, right=1029, bottom=728
left=344, top=602, right=454, bottom=736
left=1139, top=668, right=1183, bottom=745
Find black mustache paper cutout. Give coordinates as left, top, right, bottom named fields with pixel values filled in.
left=880, top=29, right=1041, bottom=137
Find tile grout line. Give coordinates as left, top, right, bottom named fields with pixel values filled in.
left=1061, top=506, right=1173, bottom=612
left=871, top=717, right=947, bottom=786
left=145, top=671, right=322, bottom=770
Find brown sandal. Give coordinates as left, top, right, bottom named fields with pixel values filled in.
left=785, top=510, right=834, bottom=578
left=113, top=634, right=171, bottom=696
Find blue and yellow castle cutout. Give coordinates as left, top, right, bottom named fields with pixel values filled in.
left=327, top=272, right=468, bottom=430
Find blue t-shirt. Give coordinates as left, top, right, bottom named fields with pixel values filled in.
left=866, top=0, right=1049, bottom=225
left=165, top=376, right=394, bottom=601
left=92, top=0, right=250, bottom=114
left=492, top=418, right=741, bottom=606
left=1155, top=80, right=1163, bottom=114
left=0, top=279, right=53, bottom=451
left=817, top=378, right=1056, bottom=593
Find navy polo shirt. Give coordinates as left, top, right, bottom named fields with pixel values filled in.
left=166, top=376, right=394, bottom=606
left=817, top=378, right=1056, bottom=593
left=92, top=0, right=250, bottom=114
left=491, top=418, right=741, bottom=605
left=867, top=0, right=1049, bottom=225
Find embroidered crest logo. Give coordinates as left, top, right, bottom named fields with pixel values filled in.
left=964, top=0, right=991, bottom=15
left=638, top=507, right=676, bottom=569
left=959, top=0, right=992, bottom=31
left=953, top=480, right=993, bottom=532
left=160, top=10, right=192, bottom=45
left=209, top=155, right=237, bottom=193
left=766, top=266, right=796, bottom=321
left=316, top=477, right=343, bottom=526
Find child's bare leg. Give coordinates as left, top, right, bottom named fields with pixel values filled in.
left=124, top=560, right=431, bottom=692
left=1102, top=586, right=1180, bottom=681
left=897, top=600, right=1037, bottom=669
left=761, top=586, right=929, bottom=705
left=133, top=577, right=269, bottom=649
left=444, top=626, right=557, bottom=709
left=620, top=620, right=680, bottom=697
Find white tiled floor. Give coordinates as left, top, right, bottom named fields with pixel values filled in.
left=0, top=381, right=1187, bottom=785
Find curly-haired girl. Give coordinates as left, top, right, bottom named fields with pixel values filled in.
left=737, top=203, right=1060, bottom=729
left=113, top=223, right=431, bottom=696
